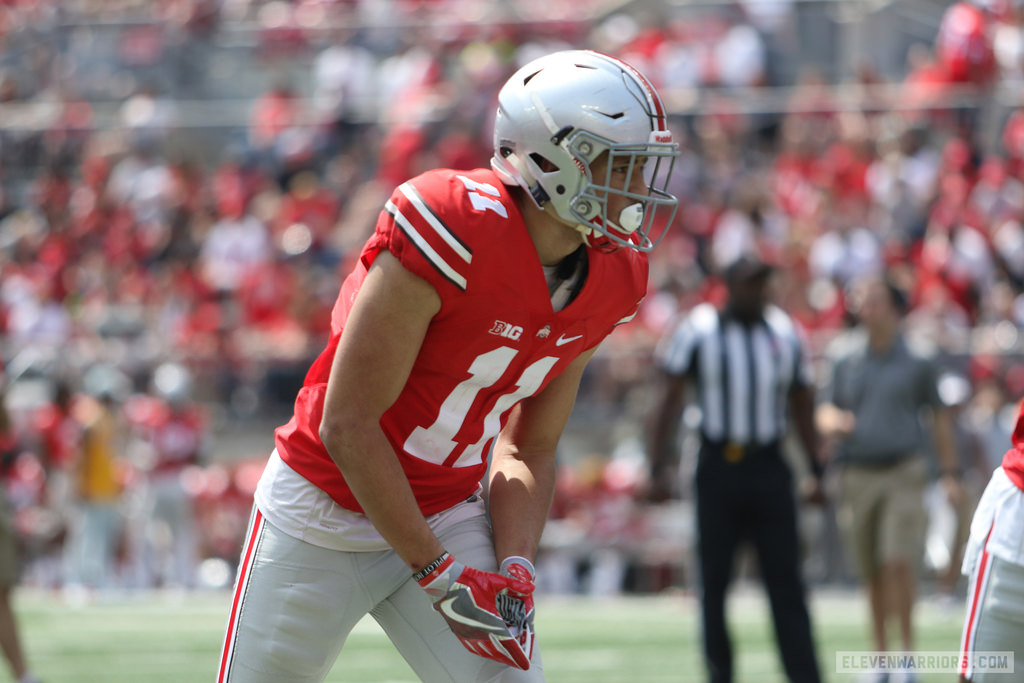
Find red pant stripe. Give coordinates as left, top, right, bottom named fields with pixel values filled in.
left=217, top=508, right=265, bottom=683
left=959, top=518, right=996, bottom=678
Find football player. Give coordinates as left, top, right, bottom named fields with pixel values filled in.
left=959, top=397, right=1024, bottom=682
left=217, top=49, right=679, bottom=683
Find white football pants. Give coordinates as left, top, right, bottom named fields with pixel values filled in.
left=217, top=506, right=545, bottom=683
left=960, top=553, right=1024, bottom=682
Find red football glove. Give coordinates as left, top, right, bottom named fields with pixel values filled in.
left=415, top=552, right=534, bottom=670
left=497, top=556, right=536, bottom=663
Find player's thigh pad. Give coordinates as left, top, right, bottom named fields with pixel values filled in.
left=219, top=510, right=407, bottom=683
left=372, top=513, right=545, bottom=682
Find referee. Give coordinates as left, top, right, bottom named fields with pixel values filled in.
left=648, top=254, right=824, bottom=683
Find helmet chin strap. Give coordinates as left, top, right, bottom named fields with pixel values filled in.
left=567, top=203, right=645, bottom=251
left=545, top=197, right=645, bottom=249
left=539, top=201, right=597, bottom=246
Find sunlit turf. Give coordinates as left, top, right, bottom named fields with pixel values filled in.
left=3, top=586, right=968, bottom=682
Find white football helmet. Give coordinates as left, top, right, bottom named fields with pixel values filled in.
left=491, top=50, right=679, bottom=252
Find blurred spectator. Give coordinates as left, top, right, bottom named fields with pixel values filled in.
left=248, top=82, right=305, bottom=179
left=312, top=31, right=378, bottom=151
left=33, top=379, right=79, bottom=478
left=198, top=198, right=271, bottom=296
left=964, top=372, right=1018, bottom=470
left=935, top=1, right=998, bottom=86
left=256, top=1, right=309, bottom=61
left=712, top=20, right=766, bottom=88
left=807, top=196, right=883, bottom=290
left=118, top=84, right=178, bottom=151
left=107, top=141, right=177, bottom=250
left=709, top=182, right=784, bottom=272
left=271, top=170, right=341, bottom=261
left=539, top=453, right=648, bottom=596
left=63, top=365, right=128, bottom=594
left=126, top=362, right=206, bottom=589
left=992, top=1, right=1024, bottom=79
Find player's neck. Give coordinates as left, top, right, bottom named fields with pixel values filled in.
left=518, top=194, right=587, bottom=266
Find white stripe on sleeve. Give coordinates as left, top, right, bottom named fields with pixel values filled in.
left=386, top=201, right=468, bottom=291
left=398, top=183, right=472, bottom=264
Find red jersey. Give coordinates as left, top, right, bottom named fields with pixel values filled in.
left=34, top=402, right=81, bottom=470
left=124, top=395, right=206, bottom=474
left=1004, top=401, right=1024, bottom=492
left=935, top=2, right=996, bottom=85
left=275, top=168, right=648, bottom=515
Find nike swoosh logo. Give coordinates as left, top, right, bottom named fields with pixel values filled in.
left=555, top=334, right=583, bottom=346
left=437, top=597, right=501, bottom=632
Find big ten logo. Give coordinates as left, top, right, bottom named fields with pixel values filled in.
left=489, top=320, right=523, bottom=341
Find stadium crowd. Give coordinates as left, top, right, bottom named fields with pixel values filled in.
left=0, top=0, right=1021, bottom=597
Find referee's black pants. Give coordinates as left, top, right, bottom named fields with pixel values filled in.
left=694, top=441, right=822, bottom=683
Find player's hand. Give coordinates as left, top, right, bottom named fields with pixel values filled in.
left=497, top=556, right=536, bottom=663
left=415, top=552, right=533, bottom=670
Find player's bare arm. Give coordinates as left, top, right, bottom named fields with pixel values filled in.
left=318, top=249, right=445, bottom=572
left=489, top=346, right=598, bottom=564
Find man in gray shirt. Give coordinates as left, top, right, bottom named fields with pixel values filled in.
left=817, top=274, right=962, bottom=682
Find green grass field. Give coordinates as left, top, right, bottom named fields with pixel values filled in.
left=4, top=586, right=968, bottom=682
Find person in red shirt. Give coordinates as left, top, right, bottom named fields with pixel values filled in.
left=34, top=380, right=81, bottom=475
left=936, top=1, right=998, bottom=86
left=218, top=50, right=680, bottom=683
left=130, top=363, right=206, bottom=589
left=959, top=397, right=1024, bottom=682
left=32, top=379, right=82, bottom=558
left=271, top=170, right=340, bottom=258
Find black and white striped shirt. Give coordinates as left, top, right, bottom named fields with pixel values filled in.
left=657, top=302, right=812, bottom=446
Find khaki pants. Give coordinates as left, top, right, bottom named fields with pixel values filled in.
left=218, top=506, right=545, bottom=683
left=837, top=457, right=928, bottom=580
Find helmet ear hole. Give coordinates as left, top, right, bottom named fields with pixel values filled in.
left=529, top=153, right=558, bottom=173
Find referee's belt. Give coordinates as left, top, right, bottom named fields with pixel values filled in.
left=701, top=438, right=780, bottom=463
